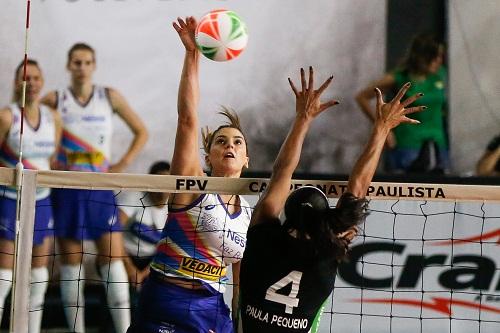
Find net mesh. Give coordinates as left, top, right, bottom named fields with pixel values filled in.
left=0, top=168, right=499, bottom=332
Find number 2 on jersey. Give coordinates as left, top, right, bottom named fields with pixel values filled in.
left=265, top=271, right=303, bottom=314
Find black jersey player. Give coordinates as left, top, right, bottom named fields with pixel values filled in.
left=239, top=67, right=425, bottom=332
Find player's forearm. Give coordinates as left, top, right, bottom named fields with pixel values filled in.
left=272, top=117, right=311, bottom=178
left=476, top=148, right=500, bottom=176
left=346, top=125, right=389, bottom=198
left=117, top=129, right=148, bottom=167
left=177, top=50, right=200, bottom=123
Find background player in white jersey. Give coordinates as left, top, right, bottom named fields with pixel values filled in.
left=42, top=43, right=148, bottom=333
left=128, top=17, right=251, bottom=333
left=0, top=59, right=62, bottom=333
left=240, top=67, right=426, bottom=332
left=118, top=160, right=170, bottom=288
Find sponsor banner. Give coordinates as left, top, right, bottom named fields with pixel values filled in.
left=316, top=199, right=500, bottom=333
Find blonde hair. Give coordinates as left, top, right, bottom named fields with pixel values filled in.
left=201, top=106, right=247, bottom=155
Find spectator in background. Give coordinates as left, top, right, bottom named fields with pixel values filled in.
left=42, top=42, right=148, bottom=333
left=356, top=33, right=449, bottom=174
left=476, top=135, right=500, bottom=176
left=118, top=161, right=171, bottom=288
left=0, top=59, right=62, bottom=333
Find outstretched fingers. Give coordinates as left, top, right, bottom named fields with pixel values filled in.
left=404, top=105, right=426, bottom=116
left=172, top=21, right=181, bottom=32
left=300, top=68, right=307, bottom=93
left=320, top=99, right=340, bottom=112
left=288, top=77, right=299, bottom=97
left=308, top=66, right=314, bottom=94
left=186, top=16, right=197, bottom=29
left=317, top=75, right=334, bottom=95
left=173, top=17, right=186, bottom=32
left=401, top=93, right=423, bottom=108
left=374, top=87, right=384, bottom=109
left=392, top=82, right=411, bottom=103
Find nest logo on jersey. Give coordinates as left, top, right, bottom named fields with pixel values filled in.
left=178, top=257, right=226, bottom=281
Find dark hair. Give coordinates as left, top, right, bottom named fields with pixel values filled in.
left=201, top=106, right=248, bottom=156
left=401, top=33, right=443, bottom=75
left=148, top=161, right=171, bottom=175
left=13, top=59, right=41, bottom=102
left=67, top=42, right=96, bottom=64
left=284, top=189, right=369, bottom=261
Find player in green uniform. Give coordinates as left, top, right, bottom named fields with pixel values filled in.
left=356, top=33, right=448, bottom=173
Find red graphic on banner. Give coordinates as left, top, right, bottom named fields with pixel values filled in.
left=354, top=297, right=500, bottom=316
left=431, top=228, right=500, bottom=246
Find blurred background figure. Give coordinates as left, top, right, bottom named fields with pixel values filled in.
left=0, top=59, right=62, bottom=333
left=42, top=42, right=148, bottom=333
left=356, top=33, right=449, bottom=174
left=476, top=134, right=500, bottom=176
left=118, top=161, right=170, bottom=288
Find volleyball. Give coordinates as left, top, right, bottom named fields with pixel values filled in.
left=195, top=9, right=248, bottom=62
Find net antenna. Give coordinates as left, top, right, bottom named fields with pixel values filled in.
left=10, top=1, right=32, bottom=332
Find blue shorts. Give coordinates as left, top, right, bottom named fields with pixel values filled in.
left=128, top=274, right=233, bottom=333
left=0, top=195, right=53, bottom=246
left=52, top=188, right=121, bottom=240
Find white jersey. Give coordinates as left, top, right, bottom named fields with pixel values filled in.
left=56, top=86, right=113, bottom=172
left=116, top=191, right=168, bottom=257
left=151, top=194, right=252, bottom=293
left=0, top=104, right=56, bottom=199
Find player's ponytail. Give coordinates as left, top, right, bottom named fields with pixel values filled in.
left=326, top=193, right=369, bottom=260
left=283, top=188, right=369, bottom=261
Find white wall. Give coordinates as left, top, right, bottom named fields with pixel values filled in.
left=449, top=0, right=500, bottom=175
left=0, top=0, right=386, bottom=174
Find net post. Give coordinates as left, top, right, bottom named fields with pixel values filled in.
left=9, top=169, right=36, bottom=333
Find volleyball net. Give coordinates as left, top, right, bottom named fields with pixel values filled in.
left=0, top=167, right=499, bottom=332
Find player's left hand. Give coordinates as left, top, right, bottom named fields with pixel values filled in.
left=173, top=16, right=198, bottom=52
left=374, top=82, right=426, bottom=131
left=288, top=66, right=339, bottom=122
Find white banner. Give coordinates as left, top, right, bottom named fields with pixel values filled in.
left=0, top=0, right=386, bottom=174
left=322, top=199, right=500, bottom=333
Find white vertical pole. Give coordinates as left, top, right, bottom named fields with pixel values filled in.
left=10, top=169, right=36, bottom=333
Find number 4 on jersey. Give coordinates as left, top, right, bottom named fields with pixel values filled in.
left=265, top=271, right=303, bottom=314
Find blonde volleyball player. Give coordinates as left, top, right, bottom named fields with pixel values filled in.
left=42, top=43, right=148, bottom=333
left=128, top=17, right=251, bottom=333
left=0, top=59, right=63, bottom=332
left=239, top=68, right=426, bottom=332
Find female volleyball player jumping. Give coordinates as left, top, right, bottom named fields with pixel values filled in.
left=42, top=43, right=148, bottom=333
left=239, top=67, right=426, bottom=332
left=0, top=59, right=62, bottom=333
left=127, top=16, right=252, bottom=333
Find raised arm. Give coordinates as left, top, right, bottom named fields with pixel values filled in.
left=108, top=88, right=149, bottom=173
left=170, top=16, right=204, bottom=177
left=346, top=83, right=425, bottom=199
left=250, top=67, right=338, bottom=227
